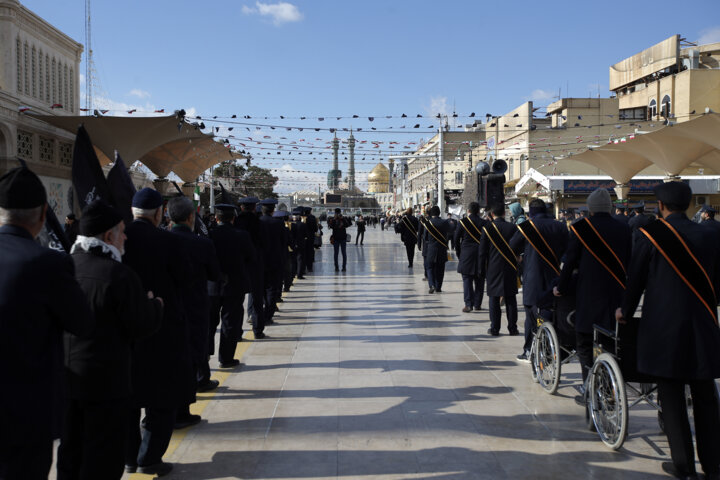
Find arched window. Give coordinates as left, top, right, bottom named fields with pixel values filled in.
left=23, top=41, right=29, bottom=94
left=648, top=99, right=657, bottom=119
left=63, top=64, right=68, bottom=109
left=38, top=49, right=43, bottom=99
left=16, top=37, right=21, bottom=93
left=57, top=62, right=63, bottom=107
left=51, top=58, right=56, bottom=103
left=31, top=46, right=36, bottom=98
left=45, top=55, right=50, bottom=102
left=661, top=95, right=671, bottom=118
left=69, top=68, right=74, bottom=112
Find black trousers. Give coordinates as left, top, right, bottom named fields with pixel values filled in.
left=285, top=253, right=296, bottom=290
left=208, top=294, right=245, bottom=363
left=425, top=258, right=446, bottom=290
left=462, top=274, right=484, bottom=308
left=658, top=379, right=720, bottom=476
left=523, top=305, right=537, bottom=353
left=575, top=331, right=594, bottom=384
left=404, top=242, right=416, bottom=266
left=355, top=231, right=364, bottom=244
left=125, top=407, right=175, bottom=467
left=489, top=295, right=518, bottom=333
left=0, top=441, right=52, bottom=480
left=247, top=270, right=265, bottom=335
left=57, top=398, right=127, bottom=480
left=333, top=240, right=347, bottom=268
left=297, top=250, right=306, bottom=276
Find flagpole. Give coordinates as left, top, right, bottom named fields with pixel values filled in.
left=210, top=167, right=215, bottom=213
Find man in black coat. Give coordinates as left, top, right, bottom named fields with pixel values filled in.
left=480, top=204, right=519, bottom=335
left=510, top=198, right=568, bottom=361
left=123, top=188, right=193, bottom=476
left=454, top=202, right=487, bottom=312
left=63, top=213, right=79, bottom=244
left=57, top=200, right=163, bottom=480
left=328, top=208, right=352, bottom=271
left=700, top=205, right=720, bottom=240
left=398, top=208, right=420, bottom=268
left=259, top=199, right=287, bottom=322
left=417, top=213, right=430, bottom=279
left=235, top=197, right=267, bottom=337
left=210, top=204, right=258, bottom=356
left=555, top=189, right=631, bottom=390
left=168, top=197, right=222, bottom=397
left=619, top=182, right=720, bottom=480
left=293, top=207, right=310, bottom=279
left=0, top=167, right=94, bottom=480
left=422, top=205, right=452, bottom=294
left=304, top=207, right=318, bottom=271
left=276, top=210, right=295, bottom=291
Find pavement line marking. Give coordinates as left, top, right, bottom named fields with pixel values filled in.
left=129, top=332, right=254, bottom=479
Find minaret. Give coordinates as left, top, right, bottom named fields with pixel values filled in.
left=388, top=158, right=395, bottom=192
left=327, top=132, right=341, bottom=189
left=348, top=128, right=356, bottom=191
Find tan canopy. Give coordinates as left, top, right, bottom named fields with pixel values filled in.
left=30, top=114, right=244, bottom=182
left=571, top=113, right=720, bottom=185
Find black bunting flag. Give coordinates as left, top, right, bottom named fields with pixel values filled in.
left=71, top=125, right=111, bottom=209
left=106, top=153, right=136, bottom=225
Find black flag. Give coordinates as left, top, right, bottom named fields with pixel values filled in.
left=106, top=153, right=136, bottom=225
left=218, top=182, right=233, bottom=204
left=172, top=181, right=208, bottom=237
left=71, top=125, right=111, bottom=209
left=16, top=158, right=71, bottom=253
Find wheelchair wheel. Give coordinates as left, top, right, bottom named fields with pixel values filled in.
left=533, top=323, right=560, bottom=394
left=529, top=336, right=539, bottom=383
left=589, top=353, right=628, bottom=450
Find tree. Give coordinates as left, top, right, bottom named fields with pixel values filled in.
left=212, top=161, right=278, bottom=199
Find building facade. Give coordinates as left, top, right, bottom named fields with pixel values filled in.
left=0, top=0, right=83, bottom=219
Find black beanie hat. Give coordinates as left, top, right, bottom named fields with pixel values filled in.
left=0, top=167, right=47, bottom=209
left=79, top=200, right=123, bottom=237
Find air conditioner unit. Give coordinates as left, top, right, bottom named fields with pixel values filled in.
left=695, top=196, right=707, bottom=207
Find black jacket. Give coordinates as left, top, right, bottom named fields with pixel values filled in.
left=558, top=213, right=631, bottom=334
left=210, top=223, right=256, bottom=295
left=0, top=225, right=93, bottom=445
left=398, top=215, right=419, bottom=245
left=510, top=213, right=568, bottom=306
left=123, top=218, right=194, bottom=408
left=259, top=214, right=288, bottom=272
left=479, top=217, right=518, bottom=297
left=454, top=214, right=486, bottom=276
left=66, top=250, right=163, bottom=400
left=422, top=217, right=451, bottom=264
left=623, top=213, right=720, bottom=379
left=328, top=215, right=352, bottom=241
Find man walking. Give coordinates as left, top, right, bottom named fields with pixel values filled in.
left=398, top=208, right=419, bottom=268
left=422, top=206, right=451, bottom=294
left=328, top=208, right=352, bottom=271
left=455, top=202, right=487, bottom=312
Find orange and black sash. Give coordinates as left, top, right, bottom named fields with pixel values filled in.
left=459, top=217, right=483, bottom=244
left=517, top=219, right=560, bottom=275
left=483, top=222, right=518, bottom=270
left=640, top=219, right=718, bottom=325
left=570, top=218, right=626, bottom=289
left=401, top=215, right=418, bottom=239
left=425, top=219, right=448, bottom=249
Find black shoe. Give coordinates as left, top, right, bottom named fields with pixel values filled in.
left=335, top=266, right=339, bottom=271
left=661, top=461, right=699, bottom=479
left=473, top=306, right=483, bottom=311
left=277, top=298, right=284, bottom=303
left=408, top=264, right=412, bottom=268
left=435, top=288, right=442, bottom=293
left=297, top=275, right=305, bottom=279
left=197, top=379, right=219, bottom=393
left=125, top=464, right=137, bottom=474
left=462, top=306, right=472, bottom=313
left=174, top=414, right=201, bottom=429
left=516, top=352, right=530, bottom=363
left=341, top=266, right=346, bottom=271
left=487, top=328, right=499, bottom=336
left=254, top=332, right=267, bottom=339
left=508, top=329, right=520, bottom=336
left=574, top=395, right=587, bottom=407
left=137, top=462, right=173, bottom=477
left=219, top=359, right=240, bottom=368
left=422, top=276, right=427, bottom=281
left=428, top=287, right=435, bottom=294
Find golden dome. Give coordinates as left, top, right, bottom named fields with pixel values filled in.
left=368, top=163, right=390, bottom=182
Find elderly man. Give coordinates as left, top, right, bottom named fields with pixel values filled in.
left=57, top=200, right=163, bottom=480
left=0, top=167, right=93, bottom=480
left=123, top=188, right=192, bottom=477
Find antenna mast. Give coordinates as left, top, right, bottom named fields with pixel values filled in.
left=84, top=0, right=93, bottom=112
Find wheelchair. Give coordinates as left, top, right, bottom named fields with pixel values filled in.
left=586, top=320, right=660, bottom=450
left=529, top=295, right=578, bottom=395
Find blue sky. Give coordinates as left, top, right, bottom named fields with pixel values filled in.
left=21, top=0, right=720, bottom=192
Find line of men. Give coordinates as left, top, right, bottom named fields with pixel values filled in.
left=397, top=184, right=720, bottom=479
left=0, top=165, right=321, bottom=480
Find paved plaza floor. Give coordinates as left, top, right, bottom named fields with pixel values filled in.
left=60, top=226, right=676, bottom=479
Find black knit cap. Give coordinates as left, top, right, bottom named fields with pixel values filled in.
left=79, top=199, right=123, bottom=237
left=0, top=167, right=47, bottom=208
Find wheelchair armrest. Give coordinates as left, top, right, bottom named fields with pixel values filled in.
left=593, top=324, right=617, bottom=341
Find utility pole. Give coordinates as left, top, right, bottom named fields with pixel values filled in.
left=438, top=124, right=445, bottom=214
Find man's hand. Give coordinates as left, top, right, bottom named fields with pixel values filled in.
left=148, top=290, right=164, bottom=308
left=615, top=307, right=625, bottom=324
left=552, top=286, right=562, bottom=297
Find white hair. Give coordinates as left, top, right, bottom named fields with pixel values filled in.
left=0, top=206, right=43, bottom=226
left=132, top=207, right=160, bottom=218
